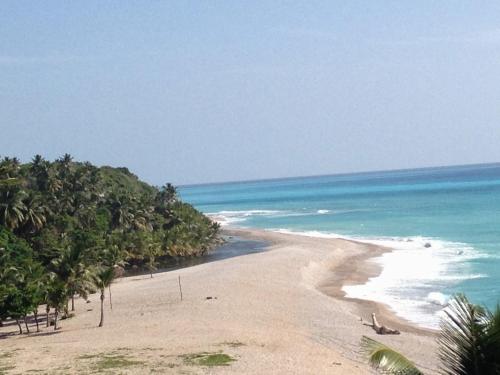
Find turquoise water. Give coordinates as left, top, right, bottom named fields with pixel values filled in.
left=179, top=163, right=500, bottom=327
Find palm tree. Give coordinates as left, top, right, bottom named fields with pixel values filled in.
left=158, top=183, right=177, bottom=205
left=94, top=266, right=115, bottom=327
left=107, top=193, right=134, bottom=230
left=102, top=241, right=126, bottom=309
left=361, top=336, right=423, bottom=375
left=0, top=189, right=27, bottom=230
left=30, top=155, right=50, bottom=191
left=46, top=279, right=67, bottom=331
left=363, top=295, right=500, bottom=375
left=20, top=193, right=47, bottom=234
left=438, top=294, right=500, bottom=375
left=51, top=246, right=94, bottom=312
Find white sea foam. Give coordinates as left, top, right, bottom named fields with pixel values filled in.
left=208, top=208, right=337, bottom=226
left=210, top=210, right=486, bottom=328
left=207, top=210, right=282, bottom=226
left=427, top=292, right=450, bottom=307
left=269, top=228, right=487, bottom=328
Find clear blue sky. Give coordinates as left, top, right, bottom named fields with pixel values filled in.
left=2, top=1, right=500, bottom=185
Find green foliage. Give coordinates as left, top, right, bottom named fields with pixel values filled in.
left=0, top=154, right=220, bottom=331
left=361, top=336, right=423, bottom=375
left=182, top=352, right=235, bottom=367
left=0, top=227, right=45, bottom=322
left=94, top=266, right=115, bottom=291
left=438, top=294, right=500, bottom=375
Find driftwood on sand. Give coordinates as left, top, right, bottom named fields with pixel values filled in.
left=363, top=313, right=400, bottom=335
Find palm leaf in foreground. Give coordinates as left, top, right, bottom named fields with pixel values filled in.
left=438, top=294, right=500, bottom=375
left=361, top=336, right=423, bottom=375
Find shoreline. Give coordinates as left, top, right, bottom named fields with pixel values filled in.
left=223, top=227, right=436, bottom=336
left=1, top=225, right=439, bottom=374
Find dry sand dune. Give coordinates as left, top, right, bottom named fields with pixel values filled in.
left=0, top=228, right=438, bottom=374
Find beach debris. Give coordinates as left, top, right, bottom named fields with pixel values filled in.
left=370, top=313, right=400, bottom=335
left=424, top=242, right=432, bottom=248
left=206, top=296, right=218, bottom=300
left=178, top=275, right=183, bottom=301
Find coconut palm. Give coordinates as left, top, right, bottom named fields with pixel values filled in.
left=0, top=189, right=27, bottom=230
left=46, top=279, right=67, bottom=330
left=107, top=193, right=134, bottom=230
left=20, top=193, right=47, bottom=234
left=94, top=266, right=115, bottom=327
left=438, top=294, right=500, bottom=375
left=157, top=183, right=177, bottom=205
left=363, top=295, right=500, bottom=375
left=361, top=336, right=423, bottom=375
left=51, top=246, right=94, bottom=312
left=30, top=155, right=50, bottom=191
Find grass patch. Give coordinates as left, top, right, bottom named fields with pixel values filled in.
left=182, top=352, right=235, bottom=367
left=78, top=351, right=145, bottom=372
left=93, top=354, right=144, bottom=371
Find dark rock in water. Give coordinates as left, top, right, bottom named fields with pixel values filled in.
left=424, top=242, right=432, bottom=248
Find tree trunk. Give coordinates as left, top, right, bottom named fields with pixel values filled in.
left=16, top=319, right=22, bottom=334
left=34, top=310, right=40, bottom=332
left=54, top=309, right=59, bottom=331
left=109, top=285, right=113, bottom=310
left=24, top=316, right=30, bottom=334
left=71, top=295, right=75, bottom=311
left=63, top=300, right=69, bottom=318
left=98, top=289, right=105, bottom=327
left=46, top=305, right=50, bottom=328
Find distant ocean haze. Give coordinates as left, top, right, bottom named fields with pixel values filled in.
left=180, top=163, right=500, bottom=328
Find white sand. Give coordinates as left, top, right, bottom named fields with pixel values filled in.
left=0, top=228, right=439, bottom=374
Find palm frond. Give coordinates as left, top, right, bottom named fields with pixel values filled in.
left=438, top=294, right=490, bottom=375
left=361, top=336, right=423, bottom=375
left=0, top=177, right=19, bottom=187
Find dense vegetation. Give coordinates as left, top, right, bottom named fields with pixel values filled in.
left=0, top=154, right=220, bottom=332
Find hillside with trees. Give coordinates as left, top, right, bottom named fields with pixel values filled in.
left=0, top=154, right=220, bottom=331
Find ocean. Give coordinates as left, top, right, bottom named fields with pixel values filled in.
left=179, top=163, right=500, bottom=328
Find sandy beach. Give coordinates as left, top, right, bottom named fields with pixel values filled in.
left=0, top=228, right=439, bottom=374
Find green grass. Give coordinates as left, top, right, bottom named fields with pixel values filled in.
left=92, top=354, right=144, bottom=371
left=182, top=352, right=235, bottom=367
left=78, top=351, right=145, bottom=372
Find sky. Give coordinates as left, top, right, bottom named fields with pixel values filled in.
left=1, top=1, right=500, bottom=185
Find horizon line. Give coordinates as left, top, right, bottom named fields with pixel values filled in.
left=179, top=160, right=500, bottom=189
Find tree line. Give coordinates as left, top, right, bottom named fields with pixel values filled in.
left=0, top=154, right=220, bottom=332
